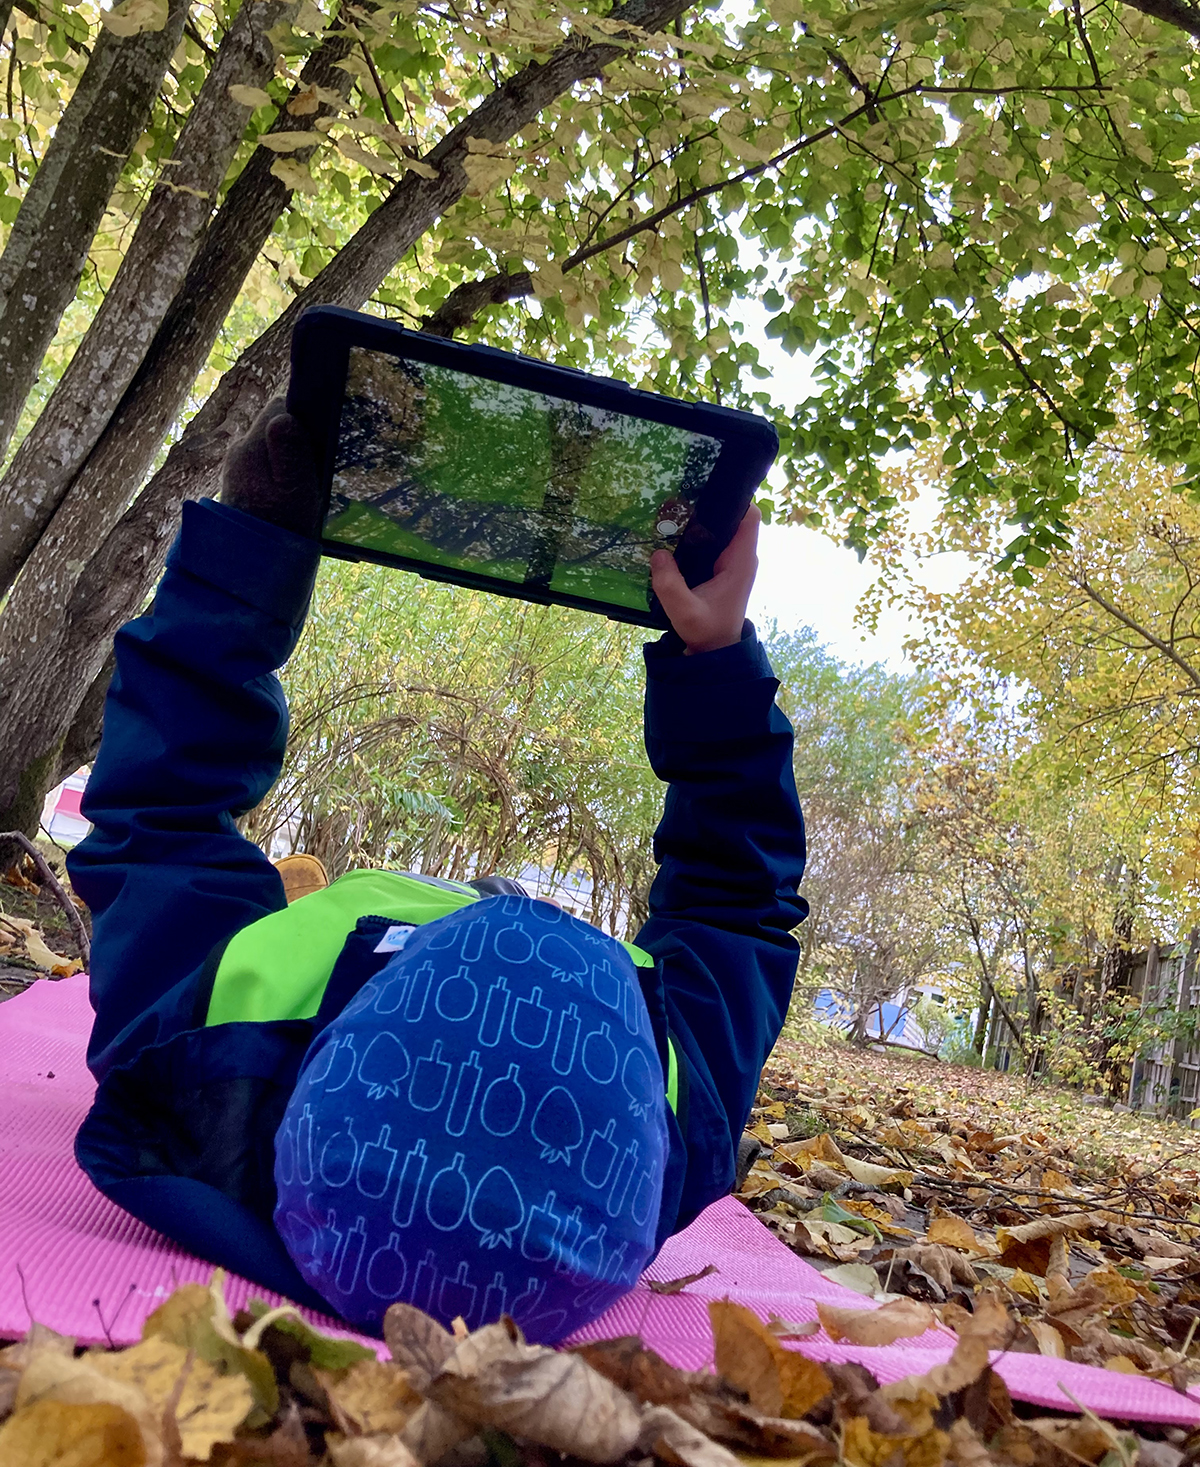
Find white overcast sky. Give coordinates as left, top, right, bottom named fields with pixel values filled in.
left=739, top=303, right=973, bottom=673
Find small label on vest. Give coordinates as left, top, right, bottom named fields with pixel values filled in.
left=374, top=924, right=417, bottom=953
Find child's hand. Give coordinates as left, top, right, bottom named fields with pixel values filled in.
left=220, top=397, right=323, bottom=538
left=650, top=504, right=760, bottom=655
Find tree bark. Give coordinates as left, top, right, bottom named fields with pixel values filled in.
left=0, top=0, right=695, bottom=845
left=0, top=0, right=189, bottom=467
left=0, top=0, right=295, bottom=598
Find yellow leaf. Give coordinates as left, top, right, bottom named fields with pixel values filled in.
left=0, top=1398, right=145, bottom=1467
left=99, top=0, right=167, bottom=35
left=270, top=157, right=320, bottom=195
left=318, top=1359, right=421, bottom=1436
left=1008, top=1269, right=1042, bottom=1301
left=336, top=136, right=397, bottom=176
left=403, top=157, right=438, bottom=179
left=926, top=1216, right=986, bottom=1254
left=90, top=1337, right=253, bottom=1461
left=842, top=1414, right=949, bottom=1467
left=1104, top=1355, right=1142, bottom=1375
left=228, top=84, right=272, bottom=109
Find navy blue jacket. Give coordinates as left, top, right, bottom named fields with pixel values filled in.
left=68, top=499, right=807, bottom=1318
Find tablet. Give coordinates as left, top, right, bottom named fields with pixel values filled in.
left=287, top=306, right=778, bottom=628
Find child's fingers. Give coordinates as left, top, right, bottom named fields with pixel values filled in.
left=650, top=546, right=696, bottom=625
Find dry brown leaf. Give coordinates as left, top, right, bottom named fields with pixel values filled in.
left=640, top=1405, right=743, bottom=1467
left=709, top=1301, right=831, bottom=1420
left=817, top=1299, right=937, bottom=1347
left=326, top=1434, right=421, bottom=1467
left=1030, top=1415, right=1121, bottom=1464
left=382, top=1304, right=455, bottom=1391
left=397, top=1400, right=474, bottom=1464
left=0, top=1398, right=146, bottom=1466
left=0, top=1321, right=75, bottom=1369
left=946, top=1418, right=991, bottom=1467
left=426, top=1321, right=643, bottom=1462
left=1026, top=1321, right=1067, bottom=1358
left=890, top=1244, right=979, bottom=1292
left=317, top=1359, right=421, bottom=1436
left=916, top=1295, right=1012, bottom=1397
left=996, top=1212, right=1106, bottom=1274
left=648, top=1264, right=719, bottom=1295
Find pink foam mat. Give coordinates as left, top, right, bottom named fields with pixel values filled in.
left=2, top=976, right=1197, bottom=1426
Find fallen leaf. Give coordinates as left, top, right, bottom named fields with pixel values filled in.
left=1026, top=1320, right=1067, bottom=1357
left=640, top=1405, right=746, bottom=1467
left=709, top=1300, right=831, bottom=1419
left=816, top=1263, right=881, bottom=1297
left=317, top=1358, right=422, bottom=1436
left=327, top=1432, right=421, bottom=1466
left=648, top=1264, right=719, bottom=1295
left=926, top=1217, right=988, bottom=1256
left=88, top=1335, right=253, bottom=1460
left=817, top=1299, right=937, bottom=1347
left=425, top=1320, right=643, bottom=1462
left=383, top=1303, right=455, bottom=1391
left=0, top=1398, right=145, bottom=1466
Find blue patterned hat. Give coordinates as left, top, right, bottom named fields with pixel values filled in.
left=273, top=896, right=668, bottom=1342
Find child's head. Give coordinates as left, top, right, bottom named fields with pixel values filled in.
left=273, top=895, right=668, bottom=1341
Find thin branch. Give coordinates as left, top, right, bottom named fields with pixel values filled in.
left=0, top=830, right=90, bottom=966
left=1072, top=573, right=1200, bottom=688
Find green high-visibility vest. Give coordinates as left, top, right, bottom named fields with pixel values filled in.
left=206, top=870, right=479, bottom=1026
left=204, top=870, right=680, bottom=1113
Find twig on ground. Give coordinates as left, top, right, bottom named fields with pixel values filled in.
left=0, top=830, right=90, bottom=967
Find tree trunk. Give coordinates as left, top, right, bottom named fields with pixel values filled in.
left=0, top=0, right=695, bottom=852
left=0, top=0, right=294, bottom=598
left=972, top=987, right=991, bottom=1054
left=0, top=0, right=189, bottom=469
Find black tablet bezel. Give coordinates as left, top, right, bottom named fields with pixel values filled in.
left=287, top=305, right=779, bottom=629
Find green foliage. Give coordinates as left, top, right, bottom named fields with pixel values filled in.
left=13, top=0, right=1200, bottom=557
left=244, top=558, right=662, bottom=934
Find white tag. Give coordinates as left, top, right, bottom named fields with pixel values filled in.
left=373, top=923, right=416, bottom=953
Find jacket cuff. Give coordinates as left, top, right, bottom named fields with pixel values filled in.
left=644, top=621, right=781, bottom=742
left=169, top=499, right=320, bottom=632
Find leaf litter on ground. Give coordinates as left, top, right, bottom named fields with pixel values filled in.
left=1, top=1044, right=1198, bottom=1465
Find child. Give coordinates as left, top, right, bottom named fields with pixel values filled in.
left=68, top=400, right=808, bottom=1341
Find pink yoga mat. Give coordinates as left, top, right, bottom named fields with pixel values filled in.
left=2, top=976, right=1197, bottom=1425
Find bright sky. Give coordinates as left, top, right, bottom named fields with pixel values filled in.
left=738, top=303, right=973, bottom=673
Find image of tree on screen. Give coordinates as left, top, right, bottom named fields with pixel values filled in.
left=327, top=349, right=721, bottom=609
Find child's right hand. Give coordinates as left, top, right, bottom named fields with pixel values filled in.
left=220, top=397, right=324, bottom=538
left=650, top=504, right=760, bottom=655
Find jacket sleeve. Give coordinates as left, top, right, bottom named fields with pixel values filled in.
left=633, top=623, right=808, bottom=1233
left=68, top=498, right=320, bottom=1081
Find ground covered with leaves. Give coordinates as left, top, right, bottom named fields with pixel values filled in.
left=1, top=1038, right=1197, bottom=1466
left=739, top=1037, right=1200, bottom=1379
left=3, top=1267, right=1197, bottom=1467
left=0, top=853, right=87, bottom=1000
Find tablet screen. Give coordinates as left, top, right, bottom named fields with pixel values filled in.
left=324, top=346, right=723, bottom=614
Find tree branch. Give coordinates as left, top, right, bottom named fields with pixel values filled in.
left=1073, top=573, right=1200, bottom=689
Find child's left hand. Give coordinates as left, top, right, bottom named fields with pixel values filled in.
left=221, top=397, right=323, bottom=538
left=650, top=504, right=760, bottom=655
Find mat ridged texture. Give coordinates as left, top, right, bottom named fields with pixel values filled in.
left=2, top=976, right=1197, bottom=1424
